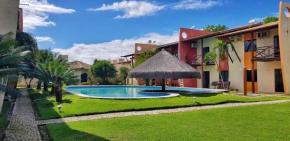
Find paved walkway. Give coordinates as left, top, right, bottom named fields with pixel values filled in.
left=37, top=99, right=290, bottom=125
left=5, top=89, right=41, bottom=141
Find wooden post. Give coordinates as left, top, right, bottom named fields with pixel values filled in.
left=251, top=32, right=255, bottom=93
left=244, top=67, right=247, bottom=96
left=227, top=37, right=241, bottom=63
left=161, top=79, right=165, bottom=91
left=201, top=38, right=204, bottom=88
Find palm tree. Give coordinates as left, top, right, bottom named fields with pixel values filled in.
left=33, top=54, right=79, bottom=102
left=204, top=40, right=230, bottom=89
left=0, top=33, right=29, bottom=97
left=119, top=67, right=130, bottom=85
left=16, top=32, right=38, bottom=88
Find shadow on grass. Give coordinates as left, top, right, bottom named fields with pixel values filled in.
left=29, top=88, right=109, bottom=140
left=180, top=93, right=219, bottom=97
left=41, top=123, right=110, bottom=141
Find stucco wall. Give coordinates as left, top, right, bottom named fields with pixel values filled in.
left=257, top=61, right=281, bottom=93
left=228, top=35, right=244, bottom=91
left=74, top=69, right=89, bottom=83
left=256, top=28, right=280, bottom=93
left=0, top=0, right=20, bottom=36
left=278, top=1, right=290, bottom=94
left=196, top=37, right=219, bottom=88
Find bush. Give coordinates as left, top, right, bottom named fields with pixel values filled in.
left=80, top=82, right=90, bottom=85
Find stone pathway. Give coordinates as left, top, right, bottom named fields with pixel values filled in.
left=37, top=99, right=290, bottom=125
left=5, top=89, right=41, bottom=141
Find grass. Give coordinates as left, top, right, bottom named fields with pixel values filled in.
left=28, top=89, right=290, bottom=120
left=0, top=101, right=11, bottom=129
left=46, top=102, right=290, bottom=141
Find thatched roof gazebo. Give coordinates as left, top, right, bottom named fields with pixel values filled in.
left=128, top=50, right=201, bottom=91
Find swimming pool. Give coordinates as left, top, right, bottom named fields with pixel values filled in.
left=66, top=86, right=223, bottom=99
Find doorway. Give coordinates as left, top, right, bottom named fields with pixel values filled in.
left=203, top=71, right=210, bottom=88
left=81, top=73, right=88, bottom=83
left=275, top=69, right=284, bottom=92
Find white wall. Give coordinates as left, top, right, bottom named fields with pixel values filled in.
left=0, top=0, right=20, bottom=36
left=196, top=37, right=219, bottom=88
left=74, top=69, right=89, bottom=83
left=257, top=28, right=281, bottom=93
left=257, top=61, right=281, bottom=93
left=228, top=35, right=244, bottom=91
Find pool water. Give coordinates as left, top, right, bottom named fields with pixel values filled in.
left=66, top=86, right=220, bottom=99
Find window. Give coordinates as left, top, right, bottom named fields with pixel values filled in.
left=246, top=70, right=257, bottom=82
left=203, top=47, right=210, bottom=56
left=220, top=71, right=229, bottom=81
left=244, top=40, right=257, bottom=52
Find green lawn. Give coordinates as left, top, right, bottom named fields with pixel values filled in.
left=46, top=102, right=290, bottom=141
left=28, top=89, right=290, bottom=120
left=0, top=101, right=11, bottom=129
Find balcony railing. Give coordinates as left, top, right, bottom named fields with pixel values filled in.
left=253, top=45, right=280, bottom=62
left=186, top=55, right=215, bottom=66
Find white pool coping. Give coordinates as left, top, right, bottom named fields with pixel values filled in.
left=66, top=89, right=180, bottom=99
left=65, top=85, right=227, bottom=99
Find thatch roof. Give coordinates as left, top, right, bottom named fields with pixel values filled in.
left=128, top=50, right=201, bottom=79
left=69, top=61, right=91, bottom=70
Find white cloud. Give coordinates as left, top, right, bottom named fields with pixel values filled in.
left=249, top=17, right=265, bottom=23
left=35, top=36, right=55, bottom=43
left=52, top=32, right=179, bottom=64
left=173, top=0, right=220, bottom=10
left=20, top=0, right=75, bottom=30
left=88, top=1, right=165, bottom=19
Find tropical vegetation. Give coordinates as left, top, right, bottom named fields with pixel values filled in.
left=0, top=32, right=30, bottom=95
left=204, top=40, right=231, bottom=89
left=89, top=60, right=117, bottom=85
left=118, top=67, right=130, bottom=85
left=203, top=24, right=228, bottom=32
left=263, top=16, right=279, bottom=24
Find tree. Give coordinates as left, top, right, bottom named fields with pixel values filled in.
left=203, top=40, right=230, bottom=89
left=263, top=16, right=278, bottom=24
left=16, top=32, right=38, bottom=88
left=133, top=49, right=157, bottom=86
left=89, top=60, right=117, bottom=84
left=33, top=54, right=79, bottom=102
left=203, top=24, right=228, bottom=32
left=119, top=67, right=130, bottom=85
left=0, top=33, right=29, bottom=96
left=133, top=49, right=157, bottom=68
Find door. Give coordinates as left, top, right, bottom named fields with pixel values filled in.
left=274, top=36, right=280, bottom=57
left=81, top=73, right=88, bottom=83
left=203, top=71, right=210, bottom=88
left=275, top=69, right=284, bottom=92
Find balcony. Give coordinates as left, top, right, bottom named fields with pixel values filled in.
left=186, top=55, right=215, bottom=66
left=253, top=45, right=280, bottom=62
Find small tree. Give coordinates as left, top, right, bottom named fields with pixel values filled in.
left=203, top=24, right=228, bottom=32
left=89, top=60, right=117, bottom=84
left=204, top=40, right=230, bottom=89
left=119, top=67, right=130, bottom=85
left=263, top=16, right=278, bottom=24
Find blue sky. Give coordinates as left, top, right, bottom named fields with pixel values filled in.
left=20, top=0, right=287, bottom=64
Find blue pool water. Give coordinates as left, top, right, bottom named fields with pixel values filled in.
left=66, top=86, right=220, bottom=99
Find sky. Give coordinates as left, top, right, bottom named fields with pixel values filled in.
left=19, top=0, right=288, bottom=64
